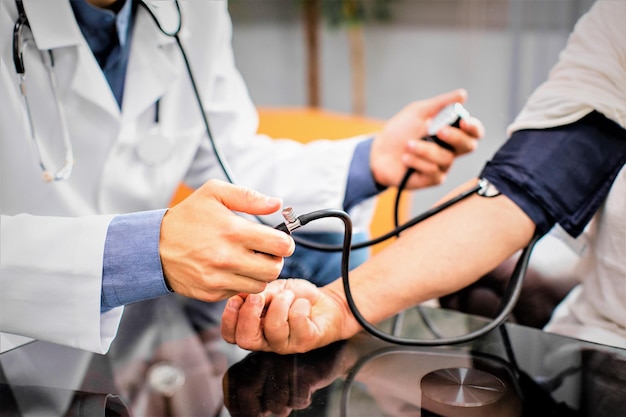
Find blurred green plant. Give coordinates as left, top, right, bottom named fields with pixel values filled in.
left=320, top=0, right=395, bottom=27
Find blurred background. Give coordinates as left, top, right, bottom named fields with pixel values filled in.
left=228, top=0, right=594, bottom=215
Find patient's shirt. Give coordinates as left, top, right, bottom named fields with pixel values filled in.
left=484, top=1, right=626, bottom=348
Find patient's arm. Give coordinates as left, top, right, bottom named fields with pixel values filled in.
left=222, top=178, right=536, bottom=354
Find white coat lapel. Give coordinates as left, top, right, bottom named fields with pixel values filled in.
left=69, top=46, right=122, bottom=121
left=22, top=0, right=120, bottom=120
left=121, top=5, right=182, bottom=123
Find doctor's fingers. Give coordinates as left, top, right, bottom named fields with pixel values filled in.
left=169, top=269, right=272, bottom=303
left=417, top=88, right=468, bottom=119
left=245, top=220, right=296, bottom=257
left=197, top=179, right=285, bottom=216
left=162, top=241, right=289, bottom=302
left=202, top=247, right=293, bottom=293
left=401, top=142, right=451, bottom=188
left=432, top=116, right=483, bottom=156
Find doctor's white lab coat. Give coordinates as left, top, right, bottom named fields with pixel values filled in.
left=0, top=0, right=375, bottom=353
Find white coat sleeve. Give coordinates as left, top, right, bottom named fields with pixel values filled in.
left=177, top=2, right=377, bottom=233
left=0, top=214, right=124, bottom=354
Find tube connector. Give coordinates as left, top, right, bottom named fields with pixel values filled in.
left=477, top=178, right=501, bottom=198
left=274, top=207, right=302, bottom=234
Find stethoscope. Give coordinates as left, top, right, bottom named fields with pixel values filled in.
left=12, top=0, right=234, bottom=183
left=13, top=0, right=540, bottom=347
left=13, top=0, right=74, bottom=182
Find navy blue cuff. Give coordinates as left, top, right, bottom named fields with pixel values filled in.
left=101, top=209, right=171, bottom=313
left=344, top=138, right=386, bottom=212
left=480, top=111, right=626, bottom=237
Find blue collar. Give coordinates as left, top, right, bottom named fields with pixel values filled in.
left=71, top=0, right=133, bottom=48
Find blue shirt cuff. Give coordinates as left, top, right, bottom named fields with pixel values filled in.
left=101, top=209, right=171, bottom=313
left=344, top=138, right=386, bottom=212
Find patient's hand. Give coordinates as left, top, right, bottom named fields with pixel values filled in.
left=221, top=279, right=349, bottom=354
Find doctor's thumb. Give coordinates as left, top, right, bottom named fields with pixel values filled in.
left=201, top=179, right=283, bottom=216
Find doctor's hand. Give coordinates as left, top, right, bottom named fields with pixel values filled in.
left=221, top=278, right=350, bottom=354
left=160, top=180, right=295, bottom=302
left=370, top=88, right=484, bottom=189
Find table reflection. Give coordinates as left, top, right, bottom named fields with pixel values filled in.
left=1, top=297, right=625, bottom=417
left=223, top=313, right=626, bottom=417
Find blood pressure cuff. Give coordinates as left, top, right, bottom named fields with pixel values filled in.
left=480, top=111, right=626, bottom=238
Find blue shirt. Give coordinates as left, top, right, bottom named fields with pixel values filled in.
left=71, top=0, right=134, bottom=107
left=74, top=1, right=381, bottom=311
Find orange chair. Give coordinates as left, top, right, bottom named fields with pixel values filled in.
left=170, top=107, right=410, bottom=254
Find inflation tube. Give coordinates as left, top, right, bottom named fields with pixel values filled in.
left=283, top=201, right=541, bottom=347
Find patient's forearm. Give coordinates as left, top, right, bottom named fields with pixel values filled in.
left=327, top=179, right=537, bottom=339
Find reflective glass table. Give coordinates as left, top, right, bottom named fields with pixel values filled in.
left=1, top=294, right=625, bottom=416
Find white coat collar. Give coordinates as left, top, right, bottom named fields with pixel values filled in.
left=20, top=0, right=119, bottom=119
left=22, top=0, right=83, bottom=50
left=20, top=0, right=185, bottom=122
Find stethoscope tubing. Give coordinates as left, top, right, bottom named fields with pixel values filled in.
left=13, top=0, right=74, bottom=181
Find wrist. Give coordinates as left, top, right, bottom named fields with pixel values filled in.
left=323, top=282, right=362, bottom=341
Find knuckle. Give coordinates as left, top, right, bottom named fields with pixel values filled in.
left=221, top=218, right=243, bottom=238
left=236, top=337, right=258, bottom=351
left=276, top=236, right=295, bottom=256
left=240, top=186, right=262, bottom=203
left=440, top=156, right=454, bottom=171
left=265, top=318, right=284, bottom=333
left=436, top=173, right=447, bottom=185
left=202, top=178, right=221, bottom=193
left=211, top=250, right=234, bottom=270
left=273, top=344, right=292, bottom=355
